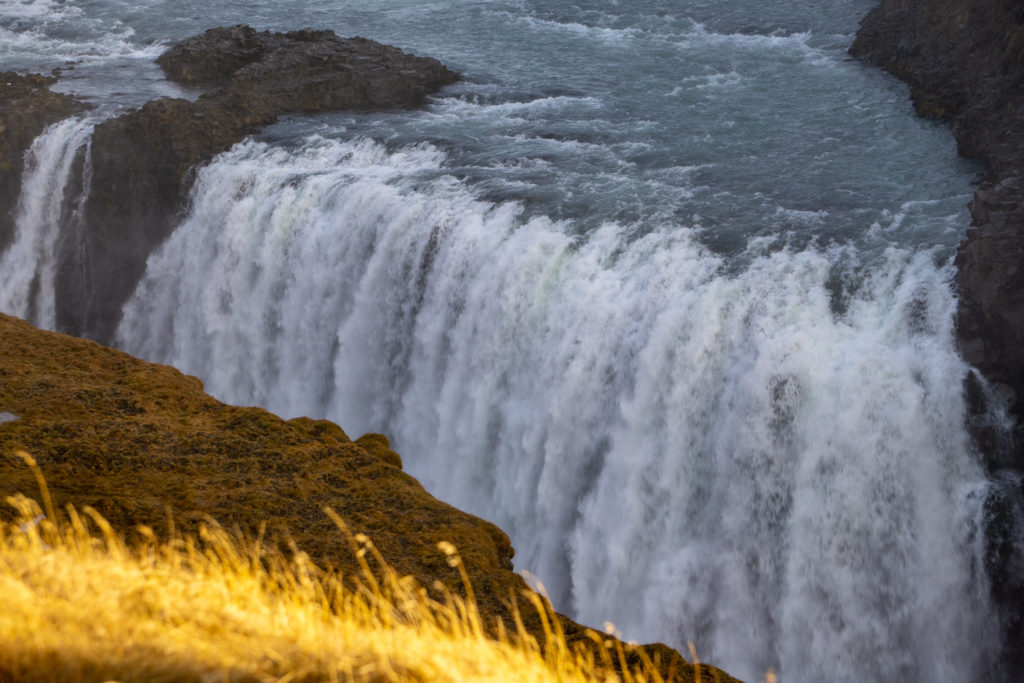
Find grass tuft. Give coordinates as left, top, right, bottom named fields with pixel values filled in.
left=0, top=454, right=681, bottom=683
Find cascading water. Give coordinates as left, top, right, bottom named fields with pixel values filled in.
left=0, top=117, right=94, bottom=329
left=116, top=137, right=999, bottom=681
left=2, top=0, right=1018, bottom=680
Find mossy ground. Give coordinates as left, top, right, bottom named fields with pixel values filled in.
left=0, top=313, right=740, bottom=682
left=0, top=487, right=673, bottom=682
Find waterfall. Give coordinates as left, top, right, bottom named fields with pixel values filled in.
left=0, top=117, right=94, bottom=330
left=117, top=135, right=1001, bottom=682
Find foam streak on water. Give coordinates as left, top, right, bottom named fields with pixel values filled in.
left=117, top=137, right=999, bottom=682
left=0, top=118, right=94, bottom=330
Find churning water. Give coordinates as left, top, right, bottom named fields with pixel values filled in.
left=1, top=0, right=1006, bottom=680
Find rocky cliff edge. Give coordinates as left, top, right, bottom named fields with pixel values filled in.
left=0, top=312, right=739, bottom=683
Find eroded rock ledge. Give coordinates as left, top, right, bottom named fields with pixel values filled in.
left=851, top=1, right=1024, bottom=676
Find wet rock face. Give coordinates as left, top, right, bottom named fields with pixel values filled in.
left=850, top=0, right=1024, bottom=166
left=852, top=1, right=1024, bottom=676
left=0, top=72, right=90, bottom=251
left=55, top=25, right=459, bottom=341
left=850, top=0, right=1024, bottom=421
left=956, top=180, right=1024, bottom=398
left=59, top=96, right=262, bottom=341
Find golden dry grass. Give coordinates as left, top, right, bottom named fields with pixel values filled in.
left=0, top=452, right=686, bottom=683
left=0, top=314, right=742, bottom=683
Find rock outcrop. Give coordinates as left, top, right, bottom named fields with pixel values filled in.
left=43, top=25, right=458, bottom=341
left=0, top=312, right=740, bottom=683
left=156, top=25, right=459, bottom=108
left=0, top=72, right=90, bottom=251
left=851, top=1, right=1024, bottom=676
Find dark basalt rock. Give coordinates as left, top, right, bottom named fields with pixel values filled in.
left=852, top=1, right=1024, bottom=677
left=0, top=72, right=90, bottom=251
left=55, top=25, right=459, bottom=341
left=156, top=25, right=459, bottom=111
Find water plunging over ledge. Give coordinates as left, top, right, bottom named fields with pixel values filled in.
left=0, top=0, right=1014, bottom=680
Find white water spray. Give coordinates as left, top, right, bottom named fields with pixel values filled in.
left=117, top=136, right=1000, bottom=681
left=0, top=117, right=94, bottom=329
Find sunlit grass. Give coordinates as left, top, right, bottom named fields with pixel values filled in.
left=0, top=451, right=681, bottom=683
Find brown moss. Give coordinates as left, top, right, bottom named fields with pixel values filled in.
left=355, top=432, right=403, bottom=469
left=0, top=312, right=741, bottom=682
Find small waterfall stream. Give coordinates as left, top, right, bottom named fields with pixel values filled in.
left=0, top=117, right=94, bottom=329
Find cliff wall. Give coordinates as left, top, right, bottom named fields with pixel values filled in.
left=851, top=1, right=1024, bottom=675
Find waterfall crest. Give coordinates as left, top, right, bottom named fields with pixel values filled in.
left=117, top=136, right=1001, bottom=682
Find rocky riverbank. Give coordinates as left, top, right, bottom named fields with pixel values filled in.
left=851, top=0, right=1024, bottom=675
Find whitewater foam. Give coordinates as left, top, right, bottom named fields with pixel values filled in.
left=118, top=137, right=999, bottom=682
